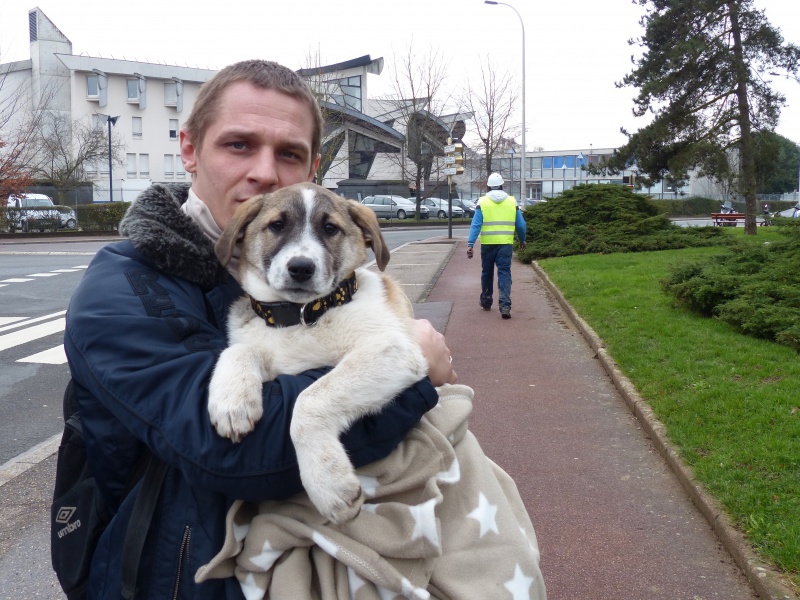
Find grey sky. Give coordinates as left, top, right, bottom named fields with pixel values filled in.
left=1, top=0, right=798, bottom=151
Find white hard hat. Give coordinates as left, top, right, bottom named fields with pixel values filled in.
left=487, top=172, right=504, bottom=187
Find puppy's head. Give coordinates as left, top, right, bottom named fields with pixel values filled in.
left=216, top=182, right=390, bottom=303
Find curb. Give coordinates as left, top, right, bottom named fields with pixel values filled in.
left=531, top=260, right=799, bottom=600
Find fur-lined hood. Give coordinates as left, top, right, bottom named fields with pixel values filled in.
left=119, top=183, right=225, bottom=290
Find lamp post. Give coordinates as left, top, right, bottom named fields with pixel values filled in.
left=97, top=113, right=120, bottom=201
left=509, top=147, right=516, bottom=202
left=485, top=0, right=526, bottom=201
left=561, top=163, right=567, bottom=195
left=577, top=152, right=584, bottom=186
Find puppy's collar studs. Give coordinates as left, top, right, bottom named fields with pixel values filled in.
left=250, top=272, right=358, bottom=328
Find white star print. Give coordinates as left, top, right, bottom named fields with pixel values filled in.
left=436, top=457, right=461, bottom=485
left=409, top=498, right=440, bottom=549
left=357, top=473, right=380, bottom=498
left=247, top=539, right=283, bottom=571
left=347, top=566, right=366, bottom=599
left=468, top=491, right=499, bottom=538
left=312, top=531, right=340, bottom=558
left=504, top=564, right=534, bottom=600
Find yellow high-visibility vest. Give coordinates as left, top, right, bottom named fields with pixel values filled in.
left=479, top=195, right=517, bottom=245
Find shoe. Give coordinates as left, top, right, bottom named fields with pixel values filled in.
left=500, top=308, right=511, bottom=319
left=480, top=302, right=491, bottom=311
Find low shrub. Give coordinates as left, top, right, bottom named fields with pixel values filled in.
left=663, top=218, right=800, bottom=350
left=518, top=184, right=729, bottom=261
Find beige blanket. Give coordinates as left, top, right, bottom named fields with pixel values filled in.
left=196, top=384, right=546, bottom=599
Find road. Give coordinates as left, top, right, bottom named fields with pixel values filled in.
left=0, top=228, right=464, bottom=468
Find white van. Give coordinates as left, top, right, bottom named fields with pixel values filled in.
left=5, top=193, right=69, bottom=232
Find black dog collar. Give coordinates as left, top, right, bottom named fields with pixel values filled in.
left=250, top=272, right=358, bottom=327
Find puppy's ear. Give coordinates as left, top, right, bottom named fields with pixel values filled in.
left=347, top=201, right=391, bottom=271
left=215, top=195, right=266, bottom=266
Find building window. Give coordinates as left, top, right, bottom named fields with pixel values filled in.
left=127, top=79, right=139, bottom=101
left=127, top=154, right=137, bottom=178
left=176, top=157, right=186, bottom=179
left=139, top=154, right=149, bottom=178
left=87, top=75, right=99, bottom=99
left=164, top=82, right=177, bottom=106
left=132, top=117, right=142, bottom=139
left=169, top=119, right=178, bottom=140
left=164, top=154, right=174, bottom=178
left=86, top=161, right=97, bottom=177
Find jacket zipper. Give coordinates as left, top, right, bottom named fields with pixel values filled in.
left=172, top=525, right=192, bottom=600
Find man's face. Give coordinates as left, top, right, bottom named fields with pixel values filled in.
left=180, top=81, right=320, bottom=230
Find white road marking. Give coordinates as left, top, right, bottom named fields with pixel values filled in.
left=27, top=273, right=60, bottom=277
left=18, top=345, right=67, bottom=364
left=0, top=317, right=26, bottom=326
left=0, top=318, right=65, bottom=351
left=0, top=311, right=67, bottom=333
left=0, top=278, right=34, bottom=283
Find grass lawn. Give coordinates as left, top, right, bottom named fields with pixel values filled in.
left=537, top=233, right=800, bottom=589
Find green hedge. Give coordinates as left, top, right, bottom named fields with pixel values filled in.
left=75, top=202, right=130, bottom=231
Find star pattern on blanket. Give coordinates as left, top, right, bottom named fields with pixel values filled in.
left=468, top=491, right=499, bottom=538
left=504, top=564, right=535, bottom=600
left=409, top=498, right=440, bottom=549
left=358, top=473, right=380, bottom=498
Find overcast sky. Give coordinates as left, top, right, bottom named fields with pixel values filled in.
left=1, top=0, right=799, bottom=152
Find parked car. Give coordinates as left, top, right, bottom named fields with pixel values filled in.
left=5, top=193, right=65, bottom=232
left=415, top=197, right=464, bottom=219
left=360, top=195, right=429, bottom=220
left=451, top=198, right=476, bottom=218
left=55, top=205, right=78, bottom=229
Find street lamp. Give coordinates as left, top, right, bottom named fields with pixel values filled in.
left=485, top=0, right=526, bottom=201
left=577, top=152, right=584, bottom=185
left=96, top=113, right=119, bottom=201
left=561, top=163, right=567, bottom=195
left=509, top=147, right=516, bottom=201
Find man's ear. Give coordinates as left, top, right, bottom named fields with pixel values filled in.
left=307, top=153, right=321, bottom=182
left=179, top=130, right=198, bottom=174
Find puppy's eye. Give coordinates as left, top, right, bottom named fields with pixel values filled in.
left=323, top=222, right=339, bottom=236
left=268, top=221, right=284, bottom=233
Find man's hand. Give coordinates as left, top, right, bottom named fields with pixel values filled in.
left=519, top=241, right=527, bottom=251
left=467, top=247, right=474, bottom=259
left=413, top=319, right=457, bottom=386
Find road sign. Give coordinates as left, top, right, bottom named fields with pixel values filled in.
left=443, top=167, right=459, bottom=176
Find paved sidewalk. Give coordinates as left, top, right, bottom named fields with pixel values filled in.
left=0, top=235, right=795, bottom=599
left=419, top=236, right=792, bottom=600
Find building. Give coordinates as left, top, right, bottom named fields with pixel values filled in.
left=481, top=147, right=689, bottom=201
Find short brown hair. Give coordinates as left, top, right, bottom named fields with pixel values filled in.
left=183, top=59, right=323, bottom=159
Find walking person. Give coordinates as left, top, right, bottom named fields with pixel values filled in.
left=466, top=172, right=527, bottom=319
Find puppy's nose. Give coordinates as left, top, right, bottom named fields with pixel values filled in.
left=287, top=257, right=316, bottom=282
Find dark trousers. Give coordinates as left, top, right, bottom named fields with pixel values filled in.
left=480, top=244, right=513, bottom=311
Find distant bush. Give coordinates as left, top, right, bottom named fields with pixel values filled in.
left=76, top=202, right=130, bottom=231
left=663, top=218, right=800, bottom=350
left=518, top=184, right=728, bottom=261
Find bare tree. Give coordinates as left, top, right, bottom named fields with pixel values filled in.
left=461, top=58, right=520, bottom=185
left=31, top=113, right=125, bottom=200
left=299, top=48, right=354, bottom=186
left=0, top=66, right=57, bottom=200
left=379, top=43, right=453, bottom=218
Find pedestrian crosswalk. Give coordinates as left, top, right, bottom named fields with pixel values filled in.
left=0, top=264, right=88, bottom=364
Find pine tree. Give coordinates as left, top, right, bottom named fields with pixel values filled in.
left=613, top=0, right=799, bottom=234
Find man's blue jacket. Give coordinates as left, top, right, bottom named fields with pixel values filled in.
left=64, top=183, right=438, bottom=599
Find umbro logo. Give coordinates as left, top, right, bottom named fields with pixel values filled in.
left=55, top=506, right=76, bottom=524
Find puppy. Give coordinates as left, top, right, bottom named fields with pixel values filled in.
left=208, top=182, right=428, bottom=524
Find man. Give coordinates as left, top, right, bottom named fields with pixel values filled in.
left=466, top=172, right=527, bottom=319
left=64, top=60, right=455, bottom=599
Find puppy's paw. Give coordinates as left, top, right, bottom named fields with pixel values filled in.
left=307, top=470, right=365, bottom=526
left=208, top=387, right=263, bottom=443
